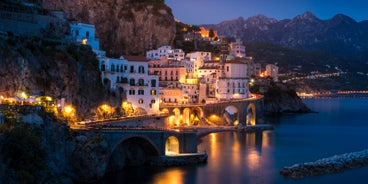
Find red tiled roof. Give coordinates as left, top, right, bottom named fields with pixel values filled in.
left=123, top=55, right=148, bottom=62
left=225, top=60, right=247, bottom=64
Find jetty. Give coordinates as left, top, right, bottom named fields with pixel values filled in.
left=280, top=149, right=368, bottom=179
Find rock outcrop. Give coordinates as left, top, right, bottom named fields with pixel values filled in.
left=42, top=0, right=176, bottom=56
left=252, top=80, right=313, bottom=116
left=0, top=35, right=119, bottom=119
left=280, top=149, right=368, bottom=179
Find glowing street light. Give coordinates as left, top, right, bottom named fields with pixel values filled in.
left=62, top=104, right=75, bottom=122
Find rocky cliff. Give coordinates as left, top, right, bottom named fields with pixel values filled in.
left=42, top=0, right=176, bottom=57
left=0, top=34, right=119, bottom=119
left=0, top=107, right=109, bottom=183
left=251, top=80, right=312, bottom=116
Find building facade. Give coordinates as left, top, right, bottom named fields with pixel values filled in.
left=146, top=45, right=185, bottom=61
left=229, top=39, right=246, bottom=58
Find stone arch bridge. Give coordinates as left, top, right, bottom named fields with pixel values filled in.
left=160, top=96, right=263, bottom=127
left=88, top=128, right=200, bottom=173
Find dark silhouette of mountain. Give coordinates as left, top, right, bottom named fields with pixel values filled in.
left=203, top=12, right=368, bottom=58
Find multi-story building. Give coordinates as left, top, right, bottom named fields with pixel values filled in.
left=99, top=56, right=160, bottom=114
left=229, top=39, right=246, bottom=58
left=184, top=51, right=211, bottom=76
left=216, top=59, right=250, bottom=100
left=71, top=23, right=159, bottom=115
left=69, top=23, right=105, bottom=56
left=265, top=64, right=279, bottom=81
left=148, top=57, right=186, bottom=85
left=146, top=45, right=185, bottom=61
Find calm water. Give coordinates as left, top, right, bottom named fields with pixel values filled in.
left=103, top=98, right=368, bottom=184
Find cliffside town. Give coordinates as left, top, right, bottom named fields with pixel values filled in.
left=0, top=1, right=316, bottom=183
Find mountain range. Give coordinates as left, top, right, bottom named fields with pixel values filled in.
left=203, top=12, right=368, bottom=59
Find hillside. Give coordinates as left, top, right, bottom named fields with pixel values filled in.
left=42, top=0, right=176, bottom=57
left=0, top=34, right=119, bottom=119
left=203, top=12, right=368, bottom=59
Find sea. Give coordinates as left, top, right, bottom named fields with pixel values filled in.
left=102, top=97, right=368, bottom=184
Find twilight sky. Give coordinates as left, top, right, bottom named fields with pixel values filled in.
left=165, top=0, right=368, bottom=25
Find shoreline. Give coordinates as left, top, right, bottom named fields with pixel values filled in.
left=177, top=124, right=274, bottom=138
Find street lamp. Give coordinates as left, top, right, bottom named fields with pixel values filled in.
left=62, top=104, right=75, bottom=123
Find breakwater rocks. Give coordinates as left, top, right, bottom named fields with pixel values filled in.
left=280, top=149, right=368, bottom=179
left=150, top=153, right=208, bottom=166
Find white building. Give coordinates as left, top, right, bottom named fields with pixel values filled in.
left=266, top=64, right=279, bottom=81
left=185, top=51, right=211, bottom=76
left=146, top=45, right=185, bottom=61
left=99, top=56, right=160, bottom=114
left=70, top=23, right=106, bottom=57
left=229, top=39, right=246, bottom=58
left=216, top=60, right=250, bottom=100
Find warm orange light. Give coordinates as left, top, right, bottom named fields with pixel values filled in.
left=62, top=104, right=75, bottom=120
left=82, top=38, right=88, bottom=45
left=165, top=136, right=180, bottom=155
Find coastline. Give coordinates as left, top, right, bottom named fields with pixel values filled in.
left=177, top=124, right=274, bottom=138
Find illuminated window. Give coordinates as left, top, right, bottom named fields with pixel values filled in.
left=151, top=90, right=156, bottom=95
left=138, top=99, right=143, bottom=104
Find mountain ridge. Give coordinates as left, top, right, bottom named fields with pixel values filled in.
left=202, top=12, right=368, bottom=58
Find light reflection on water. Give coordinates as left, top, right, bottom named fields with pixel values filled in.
left=102, top=98, right=368, bottom=184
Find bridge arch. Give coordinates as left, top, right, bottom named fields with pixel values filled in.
left=246, top=103, right=256, bottom=125
left=183, top=108, right=191, bottom=126
left=223, top=105, right=239, bottom=126
left=165, top=136, right=180, bottom=155
left=106, top=136, right=160, bottom=172
left=191, top=107, right=203, bottom=125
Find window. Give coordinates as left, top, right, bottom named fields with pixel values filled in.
left=75, top=30, right=79, bottom=36
left=129, top=89, right=135, bottom=95
left=151, top=79, right=157, bottom=87
left=138, top=99, right=143, bottom=104
left=138, top=66, right=145, bottom=73
left=124, top=65, right=127, bottom=70
left=130, top=79, right=135, bottom=86
left=151, top=99, right=156, bottom=104
left=151, top=90, right=156, bottom=95
left=101, top=64, right=105, bottom=71
left=122, top=77, right=128, bottom=83
left=111, top=64, right=115, bottom=72
left=138, top=90, right=144, bottom=95
left=227, top=66, right=229, bottom=72
left=86, top=31, right=89, bottom=38
left=138, top=79, right=144, bottom=86
left=130, top=66, right=134, bottom=73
